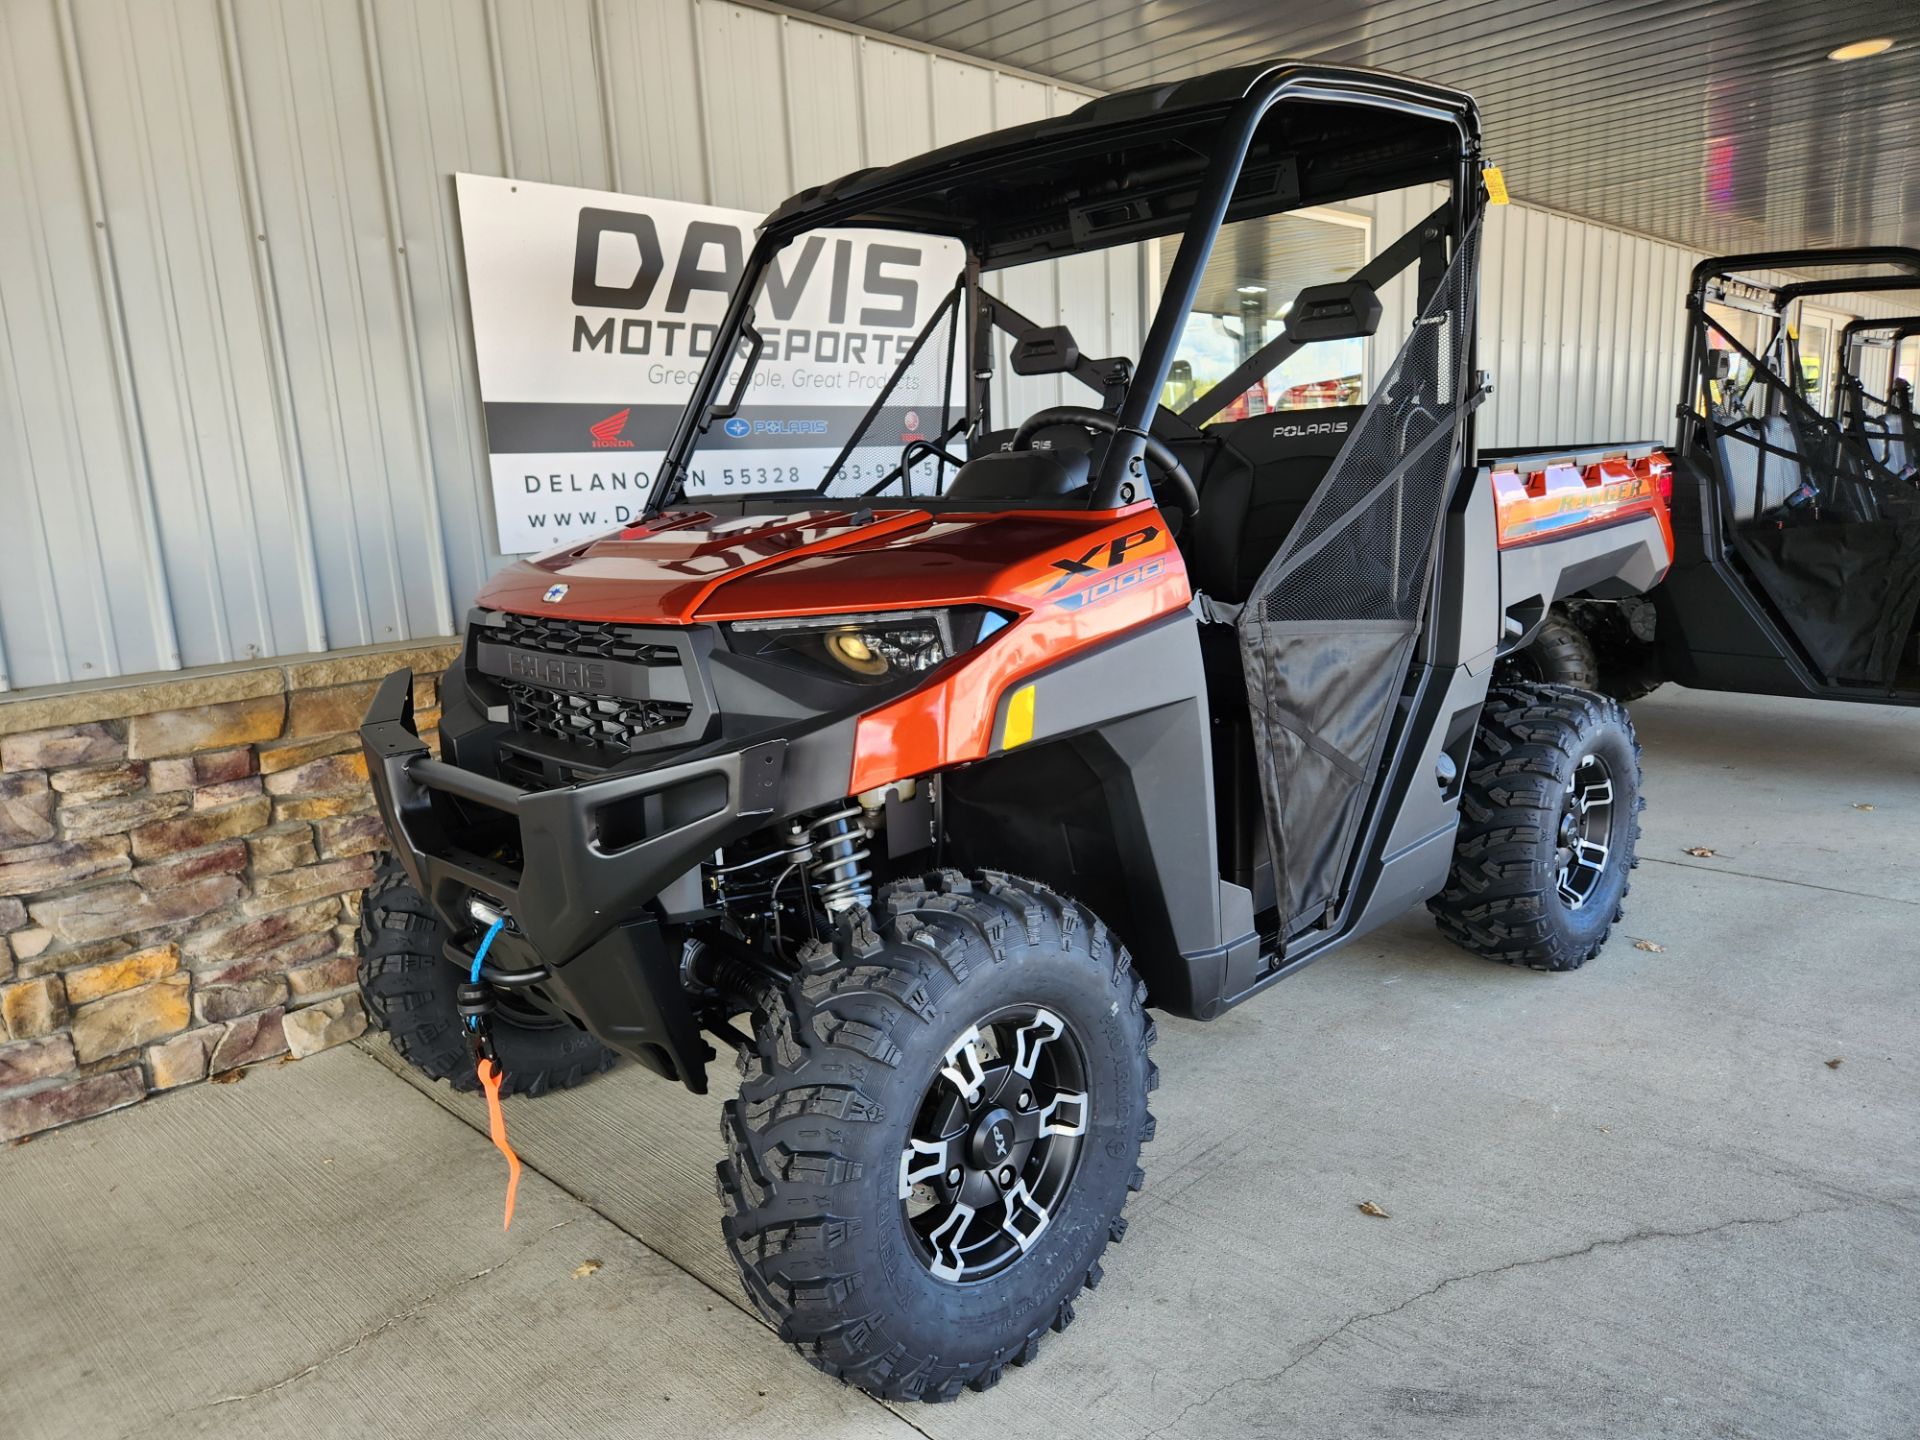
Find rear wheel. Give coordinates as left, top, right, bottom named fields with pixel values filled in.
left=1498, top=608, right=1601, bottom=689
left=1572, top=598, right=1666, bottom=703
left=1430, top=684, right=1644, bottom=971
left=717, top=871, right=1156, bottom=1402
left=356, top=857, right=614, bottom=1096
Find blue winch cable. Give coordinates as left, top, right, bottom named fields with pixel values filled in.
left=467, top=918, right=505, bottom=1028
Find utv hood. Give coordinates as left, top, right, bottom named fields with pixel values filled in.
left=475, top=509, right=933, bottom=624
left=474, top=505, right=1176, bottom=625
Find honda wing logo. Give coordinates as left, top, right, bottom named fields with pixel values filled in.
left=590, top=408, right=635, bottom=449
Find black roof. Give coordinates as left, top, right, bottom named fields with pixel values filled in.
left=761, top=61, right=1480, bottom=268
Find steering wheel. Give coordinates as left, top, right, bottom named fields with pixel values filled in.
left=1009, top=406, right=1201, bottom=517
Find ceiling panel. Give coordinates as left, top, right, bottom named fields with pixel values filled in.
left=772, top=0, right=1919, bottom=254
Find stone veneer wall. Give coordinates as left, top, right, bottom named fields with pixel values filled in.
left=0, top=641, right=458, bottom=1141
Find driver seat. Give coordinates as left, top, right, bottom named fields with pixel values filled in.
left=1183, top=407, right=1364, bottom=604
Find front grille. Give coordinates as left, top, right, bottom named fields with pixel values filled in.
left=504, top=683, right=691, bottom=752
left=476, top=610, right=697, bottom=757
left=491, top=611, right=679, bottom=666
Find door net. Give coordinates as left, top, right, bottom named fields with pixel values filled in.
left=1237, top=219, right=1480, bottom=934
left=1699, top=312, right=1920, bottom=685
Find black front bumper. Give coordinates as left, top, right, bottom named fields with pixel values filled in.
left=360, top=668, right=786, bottom=1091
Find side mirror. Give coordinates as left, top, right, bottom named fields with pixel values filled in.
left=1284, top=281, right=1382, bottom=342
left=1010, top=326, right=1082, bottom=376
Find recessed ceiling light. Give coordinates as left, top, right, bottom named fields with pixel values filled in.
left=1237, top=283, right=1267, bottom=295
left=1828, top=37, right=1894, bottom=62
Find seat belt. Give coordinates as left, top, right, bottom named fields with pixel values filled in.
left=1179, top=202, right=1453, bottom=431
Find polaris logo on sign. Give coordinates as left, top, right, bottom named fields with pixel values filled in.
left=723, top=418, right=751, bottom=438
left=1273, top=419, right=1350, bottom=438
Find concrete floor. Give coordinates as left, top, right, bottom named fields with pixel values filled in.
left=5, top=685, right=1917, bottom=1440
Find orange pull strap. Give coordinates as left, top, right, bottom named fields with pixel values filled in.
left=476, top=1059, right=521, bottom=1230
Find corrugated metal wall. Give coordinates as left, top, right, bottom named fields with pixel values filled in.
left=0, top=0, right=1120, bottom=691
left=1364, top=185, right=1698, bottom=451
left=2, top=0, right=1900, bottom=691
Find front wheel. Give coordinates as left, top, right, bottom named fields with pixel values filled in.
left=356, top=857, right=615, bottom=1096
left=717, top=871, right=1157, bottom=1402
left=1429, top=684, right=1644, bottom=971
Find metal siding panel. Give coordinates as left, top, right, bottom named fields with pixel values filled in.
left=783, top=20, right=864, bottom=191
left=698, top=1, right=791, bottom=210
left=1571, top=219, right=1601, bottom=443
left=604, top=0, right=710, bottom=203
left=1106, top=240, right=1143, bottom=366
left=367, top=0, right=511, bottom=619
left=929, top=54, right=992, bottom=147
left=72, top=0, right=319, bottom=670
left=1590, top=226, right=1621, bottom=441
left=232, top=0, right=444, bottom=648
left=990, top=71, right=1049, bottom=128
left=493, top=0, right=608, bottom=190
left=0, top=0, right=131, bottom=688
left=857, top=38, right=933, bottom=166
left=1545, top=212, right=1573, bottom=445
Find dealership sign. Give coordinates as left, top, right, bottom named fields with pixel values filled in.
left=455, top=174, right=958, bottom=552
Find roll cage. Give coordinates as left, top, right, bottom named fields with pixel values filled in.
left=1836, top=315, right=1920, bottom=430
left=1678, top=249, right=1920, bottom=494
left=645, top=61, right=1483, bottom=517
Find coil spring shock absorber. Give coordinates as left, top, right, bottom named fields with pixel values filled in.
left=807, top=804, right=873, bottom=912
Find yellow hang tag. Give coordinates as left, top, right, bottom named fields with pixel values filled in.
left=1483, top=165, right=1510, bottom=205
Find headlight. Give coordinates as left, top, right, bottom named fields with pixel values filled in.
left=725, top=608, right=1007, bottom=684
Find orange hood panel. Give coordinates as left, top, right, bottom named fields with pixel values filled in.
left=474, top=509, right=933, bottom=624
left=474, top=504, right=1184, bottom=626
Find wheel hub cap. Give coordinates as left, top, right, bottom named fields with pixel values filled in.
left=1555, top=752, right=1616, bottom=911
left=898, top=1006, right=1090, bottom=1284
left=969, top=1109, right=1019, bottom=1169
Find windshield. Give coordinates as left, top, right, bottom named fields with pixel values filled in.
left=678, top=228, right=969, bottom=501
left=1160, top=211, right=1370, bottom=418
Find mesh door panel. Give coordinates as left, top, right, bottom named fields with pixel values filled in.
left=1253, top=223, right=1478, bottom=626
left=1237, top=221, right=1480, bottom=933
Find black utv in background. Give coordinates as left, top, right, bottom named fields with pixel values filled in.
left=1510, top=250, right=1920, bottom=706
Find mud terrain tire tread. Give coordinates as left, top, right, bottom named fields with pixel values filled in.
left=717, top=870, right=1156, bottom=1402
left=356, top=856, right=614, bottom=1097
left=1428, top=683, right=1644, bottom=972
left=1503, top=608, right=1602, bottom=690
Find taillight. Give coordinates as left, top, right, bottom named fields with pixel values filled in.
left=1640, top=451, right=1674, bottom=502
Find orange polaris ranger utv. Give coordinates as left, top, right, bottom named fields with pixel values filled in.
left=359, top=62, right=1672, bottom=1400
